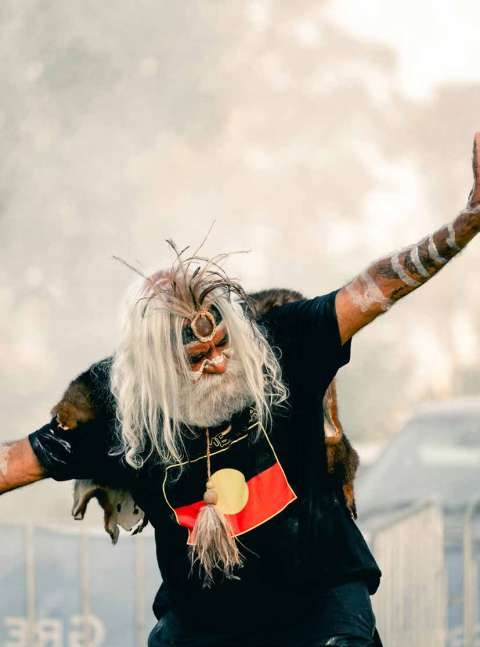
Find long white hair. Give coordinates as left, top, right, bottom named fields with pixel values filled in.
left=110, top=250, right=288, bottom=469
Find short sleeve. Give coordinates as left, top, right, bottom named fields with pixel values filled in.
left=259, top=290, right=351, bottom=392
left=29, top=417, right=114, bottom=482
left=28, top=357, right=121, bottom=482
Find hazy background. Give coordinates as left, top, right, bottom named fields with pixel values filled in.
left=1, top=0, right=480, bottom=525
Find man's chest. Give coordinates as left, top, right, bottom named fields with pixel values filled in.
left=132, top=417, right=297, bottom=541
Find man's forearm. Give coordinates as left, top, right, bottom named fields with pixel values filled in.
left=336, top=204, right=480, bottom=343
left=0, top=439, right=45, bottom=494
left=336, top=133, right=480, bottom=343
left=351, top=205, right=480, bottom=310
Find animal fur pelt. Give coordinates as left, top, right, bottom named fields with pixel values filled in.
left=52, top=288, right=359, bottom=543
left=72, top=479, right=148, bottom=543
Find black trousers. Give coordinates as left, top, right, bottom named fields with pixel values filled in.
left=148, top=581, right=382, bottom=647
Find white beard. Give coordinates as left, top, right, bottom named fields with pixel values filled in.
left=176, top=356, right=254, bottom=428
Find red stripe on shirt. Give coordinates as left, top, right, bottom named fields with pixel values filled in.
left=174, top=462, right=297, bottom=542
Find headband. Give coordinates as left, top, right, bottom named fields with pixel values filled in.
left=182, top=304, right=223, bottom=344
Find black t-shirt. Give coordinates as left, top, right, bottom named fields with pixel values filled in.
left=29, top=291, right=381, bottom=632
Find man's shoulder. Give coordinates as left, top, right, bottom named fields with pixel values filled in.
left=257, top=291, right=339, bottom=340
left=81, top=357, right=113, bottom=398
left=52, top=356, right=115, bottom=429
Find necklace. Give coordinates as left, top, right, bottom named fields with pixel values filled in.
left=202, top=429, right=218, bottom=505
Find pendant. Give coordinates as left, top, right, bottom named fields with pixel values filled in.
left=203, top=468, right=249, bottom=514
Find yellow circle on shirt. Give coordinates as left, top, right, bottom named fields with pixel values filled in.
left=208, top=468, right=249, bottom=515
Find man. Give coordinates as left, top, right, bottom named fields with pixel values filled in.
left=2, top=135, right=480, bottom=647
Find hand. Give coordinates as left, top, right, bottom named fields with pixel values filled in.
left=467, top=132, right=480, bottom=214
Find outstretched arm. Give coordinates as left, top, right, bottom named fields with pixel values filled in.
left=0, top=439, right=46, bottom=495
left=336, top=133, right=480, bottom=344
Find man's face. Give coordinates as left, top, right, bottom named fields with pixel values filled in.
left=177, top=322, right=252, bottom=427
left=184, top=323, right=231, bottom=377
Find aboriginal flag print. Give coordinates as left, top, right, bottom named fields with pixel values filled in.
left=162, top=416, right=297, bottom=543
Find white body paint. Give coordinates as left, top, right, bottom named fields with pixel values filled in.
left=347, top=214, right=469, bottom=316
left=446, top=223, right=461, bottom=251
left=190, top=349, right=234, bottom=381
left=428, top=235, right=447, bottom=265
left=391, top=253, right=421, bottom=287
left=346, top=271, right=392, bottom=313
left=205, top=353, right=227, bottom=366
left=0, top=444, right=11, bottom=477
left=410, top=245, right=430, bottom=278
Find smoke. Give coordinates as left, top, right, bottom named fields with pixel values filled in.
left=2, top=0, right=480, bottom=520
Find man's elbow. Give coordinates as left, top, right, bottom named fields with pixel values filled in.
left=335, top=286, right=387, bottom=344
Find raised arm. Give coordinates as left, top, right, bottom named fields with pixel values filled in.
left=336, top=133, right=480, bottom=344
left=0, top=439, right=46, bottom=495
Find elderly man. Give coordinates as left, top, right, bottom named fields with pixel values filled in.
left=2, top=135, right=480, bottom=647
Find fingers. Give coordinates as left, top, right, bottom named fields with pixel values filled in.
left=469, top=132, right=480, bottom=207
